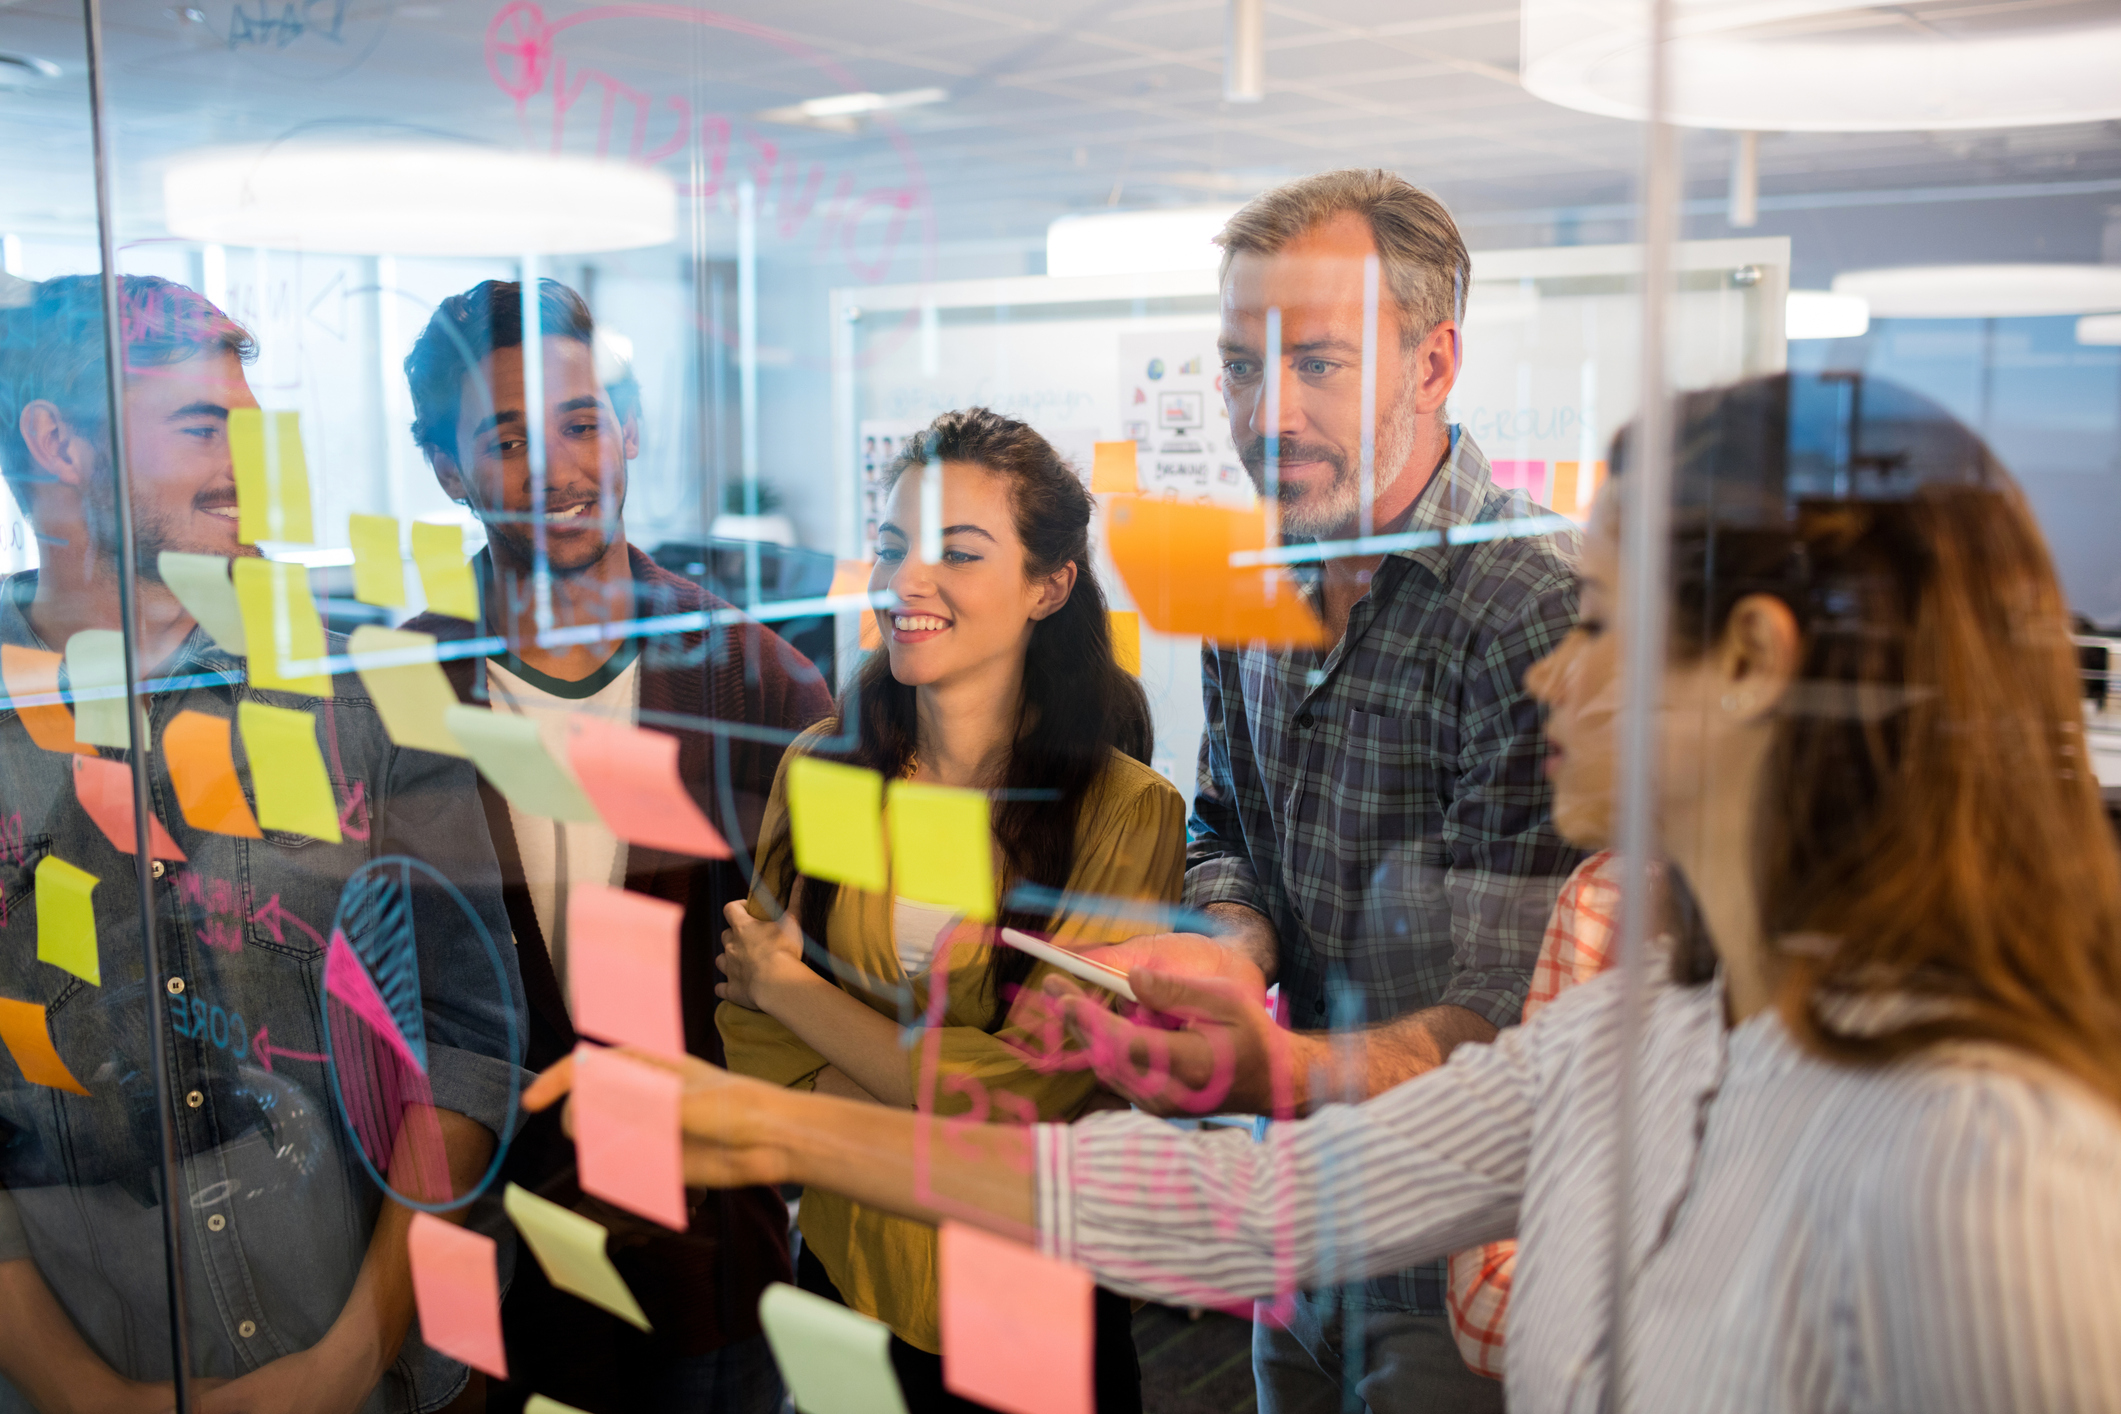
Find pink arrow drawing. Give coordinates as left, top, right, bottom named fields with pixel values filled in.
left=251, top=1023, right=329, bottom=1072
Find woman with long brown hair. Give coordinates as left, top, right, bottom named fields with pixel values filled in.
left=710, top=408, right=1184, bottom=1413
left=535, top=375, right=2121, bottom=1410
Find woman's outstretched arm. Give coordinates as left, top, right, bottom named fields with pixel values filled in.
left=524, top=1048, right=1040, bottom=1241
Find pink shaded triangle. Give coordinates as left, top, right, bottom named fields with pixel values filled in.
left=74, top=755, right=186, bottom=861
left=325, top=930, right=425, bottom=1076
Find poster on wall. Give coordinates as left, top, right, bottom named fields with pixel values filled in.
left=1115, top=333, right=1254, bottom=507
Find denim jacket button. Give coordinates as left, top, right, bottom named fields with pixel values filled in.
left=166, top=977, right=185, bottom=995
left=150, top=860, right=165, bottom=880
left=206, top=1214, right=226, bottom=1232
left=185, top=1090, right=203, bottom=1109
left=237, top=1321, right=256, bottom=1339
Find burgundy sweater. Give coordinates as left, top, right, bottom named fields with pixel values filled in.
left=404, top=544, right=833, bottom=1378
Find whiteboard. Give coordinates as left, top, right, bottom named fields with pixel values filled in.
left=831, top=238, right=1791, bottom=807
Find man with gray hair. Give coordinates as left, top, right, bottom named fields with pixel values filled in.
left=1057, top=170, right=1582, bottom=1410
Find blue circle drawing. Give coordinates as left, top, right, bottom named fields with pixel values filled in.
left=1146, top=358, right=1166, bottom=380
left=321, top=856, right=518, bottom=1213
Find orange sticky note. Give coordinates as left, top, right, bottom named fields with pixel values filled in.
left=73, top=755, right=186, bottom=860
left=1103, top=496, right=1329, bottom=648
left=567, top=885, right=685, bottom=1060
left=1107, top=611, right=1141, bottom=676
left=566, top=718, right=730, bottom=859
left=939, top=1223, right=1093, bottom=1414
left=0, top=645, right=93, bottom=756
left=572, top=1043, right=686, bottom=1230
left=1549, top=459, right=1607, bottom=521
left=1090, top=441, right=1139, bottom=494
left=162, top=710, right=263, bottom=838
left=406, top=1211, right=509, bottom=1380
left=829, top=560, right=873, bottom=601
left=0, top=996, right=90, bottom=1095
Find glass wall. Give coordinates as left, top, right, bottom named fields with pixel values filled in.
left=0, top=0, right=2116, bottom=1408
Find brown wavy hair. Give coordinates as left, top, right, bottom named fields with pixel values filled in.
left=1614, top=373, right=2121, bottom=1106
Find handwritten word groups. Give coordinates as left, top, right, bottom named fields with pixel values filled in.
left=482, top=1, right=929, bottom=283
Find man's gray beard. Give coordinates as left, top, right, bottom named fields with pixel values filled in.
left=1252, top=388, right=1425, bottom=540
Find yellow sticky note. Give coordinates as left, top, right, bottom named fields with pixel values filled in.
left=526, top=1399, right=592, bottom=1414
left=759, top=1283, right=910, bottom=1414
left=237, top=700, right=342, bottom=843
left=349, top=514, right=407, bottom=608
left=0, top=997, right=89, bottom=1095
left=159, top=552, right=247, bottom=654
left=1108, top=610, right=1141, bottom=676
left=787, top=756, right=886, bottom=893
left=445, top=706, right=599, bottom=822
left=63, top=630, right=134, bottom=749
left=412, top=522, right=480, bottom=622
left=229, top=409, right=314, bottom=545
left=503, top=1183, right=652, bottom=1331
left=350, top=626, right=466, bottom=757
left=34, top=856, right=100, bottom=987
left=1090, top=441, right=1139, bottom=495
left=232, top=558, right=332, bottom=697
left=887, top=781, right=995, bottom=922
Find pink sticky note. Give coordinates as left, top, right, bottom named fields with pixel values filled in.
left=406, top=1212, right=508, bottom=1380
left=566, top=718, right=731, bottom=859
left=73, top=756, right=186, bottom=861
left=1489, top=459, right=1548, bottom=497
left=568, top=884, right=686, bottom=1060
left=572, top=1042, right=687, bottom=1230
left=939, top=1222, right=1093, bottom=1414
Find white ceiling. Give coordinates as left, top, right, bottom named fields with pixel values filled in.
left=0, top=0, right=2117, bottom=263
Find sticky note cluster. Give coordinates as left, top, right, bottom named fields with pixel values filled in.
left=1104, top=496, right=1328, bottom=648
left=785, top=757, right=996, bottom=920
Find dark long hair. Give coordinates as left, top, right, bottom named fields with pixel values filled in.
left=766, top=408, right=1152, bottom=1029
left=1613, top=373, right=2121, bottom=1106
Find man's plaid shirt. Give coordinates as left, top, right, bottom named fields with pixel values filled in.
left=1185, top=428, right=1584, bottom=1314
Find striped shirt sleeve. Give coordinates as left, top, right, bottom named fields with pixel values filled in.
left=1035, top=1008, right=1545, bottom=1307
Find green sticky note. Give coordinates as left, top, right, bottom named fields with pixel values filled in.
left=231, top=558, right=332, bottom=697
left=229, top=409, right=314, bottom=545
left=237, top=699, right=343, bottom=843
left=349, top=626, right=466, bottom=757
left=525, top=1398, right=592, bottom=1414
left=787, top=756, right=886, bottom=893
left=158, top=552, right=246, bottom=654
left=35, top=855, right=100, bottom=987
left=444, top=706, right=599, bottom=822
left=412, top=522, right=480, bottom=622
left=63, top=629, right=134, bottom=750
left=758, top=1282, right=909, bottom=1414
left=503, top=1183, right=651, bottom=1331
left=348, top=514, right=407, bottom=608
left=886, top=781, right=995, bottom=922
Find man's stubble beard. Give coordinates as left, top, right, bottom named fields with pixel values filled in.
left=1240, top=376, right=1425, bottom=539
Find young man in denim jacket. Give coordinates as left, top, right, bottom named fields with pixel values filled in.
left=0, top=274, right=527, bottom=1413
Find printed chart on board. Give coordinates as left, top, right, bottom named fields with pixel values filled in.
left=1116, top=332, right=1254, bottom=507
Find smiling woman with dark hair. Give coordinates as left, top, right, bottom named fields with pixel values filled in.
left=713, top=407, right=1185, bottom=1414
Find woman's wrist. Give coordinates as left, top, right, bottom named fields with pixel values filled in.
left=751, top=952, right=825, bottom=1015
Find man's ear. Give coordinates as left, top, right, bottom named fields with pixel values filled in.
left=620, top=410, right=640, bottom=463
left=1029, top=559, right=1079, bottom=621
left=1718, top=592, right=1802, bottom=721
left=429, top=449, right=470, bottom=506
left=18, top=401, right=97, bottom=489
left=1412, top=318, right=1460, bottom=416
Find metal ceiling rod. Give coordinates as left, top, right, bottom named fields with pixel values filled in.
left=1729, top=130, right=1761, bottom=228
left=1225, top=0, right=1264, bottom=103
